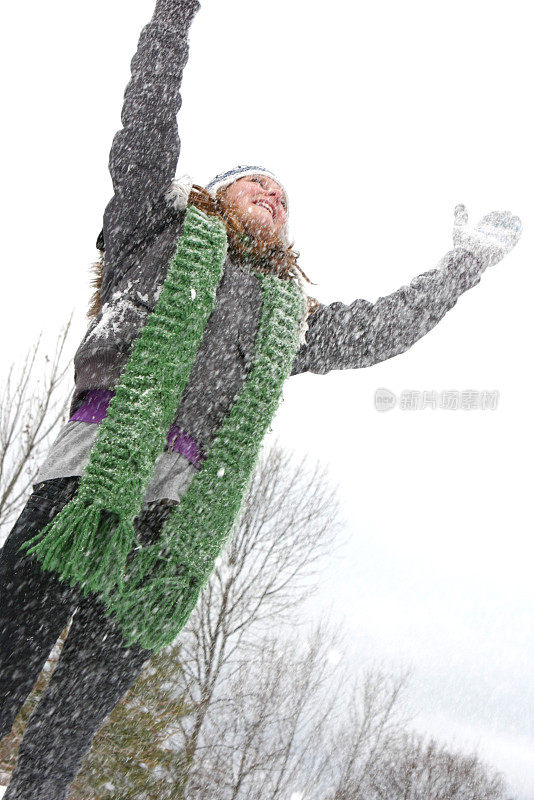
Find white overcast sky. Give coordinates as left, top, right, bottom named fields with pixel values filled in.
left=1, top=0, right=533, bottom=795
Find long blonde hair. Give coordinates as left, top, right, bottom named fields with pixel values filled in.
left=88, top=184, right=318, bottom=319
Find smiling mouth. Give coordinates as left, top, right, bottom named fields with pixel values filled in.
left=254, top=199, right=276, bottom=220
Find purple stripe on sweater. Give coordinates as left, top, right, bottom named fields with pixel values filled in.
left=165, top=425, right=205, bottom=469
left=69, top=389, right=205, bottom=470
left=70, top=389, right=116, bottom=423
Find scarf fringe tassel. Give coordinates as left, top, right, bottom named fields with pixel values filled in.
left=21, top=501, right=137, bottom=595
left=104, top=546, right=202, bottom=649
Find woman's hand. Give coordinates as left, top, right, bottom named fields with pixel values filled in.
left=452, top=204, right=522, bottom=269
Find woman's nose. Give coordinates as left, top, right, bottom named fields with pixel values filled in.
left=268, top=186, right=283, bottom=205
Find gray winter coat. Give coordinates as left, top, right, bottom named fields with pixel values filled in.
left=70, top=0, right=484, bottom=457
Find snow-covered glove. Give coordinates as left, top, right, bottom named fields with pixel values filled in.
left=452, top=204, right=522, bottom=269
left=165, top=174, right=194, bottom=211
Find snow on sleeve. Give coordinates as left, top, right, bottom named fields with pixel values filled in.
left=84, top=288, right=149, bottom=346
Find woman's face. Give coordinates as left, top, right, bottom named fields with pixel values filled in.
left=222, top=175, right=288, bottom=239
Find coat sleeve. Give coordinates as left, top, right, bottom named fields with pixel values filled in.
left=290, top=249, right=484, bottom=375
left=100, top=0, right=200, bottom=297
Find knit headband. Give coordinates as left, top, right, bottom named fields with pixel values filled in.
left=206, top=165, right=288, bottom=208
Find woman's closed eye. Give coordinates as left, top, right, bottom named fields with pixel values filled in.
left=250, top=177, right=287, bottom=209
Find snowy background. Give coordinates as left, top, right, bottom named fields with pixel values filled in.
left=0, top=0, right=532, bottom=796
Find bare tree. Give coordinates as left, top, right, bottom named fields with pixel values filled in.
left=316, top=668, right=410, bottom=800
left=364, top=732, right=508, bottom=800
left=185, top=622, right=339, bottom=799
left=0, top=317, right=73, bottom=543
left=172, top=446, right=343, bottom=795
left=186, top=633, right=410, bottom=800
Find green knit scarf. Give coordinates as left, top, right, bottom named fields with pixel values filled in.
left=22, top=205, right=304, bottom=652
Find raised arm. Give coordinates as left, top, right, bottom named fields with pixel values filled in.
left=292, top=207, right=522, bottom=375
left=101, top=0, right=200, bottom=293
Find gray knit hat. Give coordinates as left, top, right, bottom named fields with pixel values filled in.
left=207, top=165, right=290, bottom=245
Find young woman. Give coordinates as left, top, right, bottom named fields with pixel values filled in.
left=0, top=1, right=522, bottom=798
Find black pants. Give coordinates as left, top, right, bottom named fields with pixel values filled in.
left=0, top=477, right=175, bottom=800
